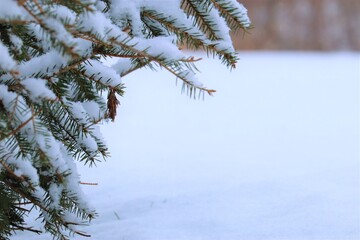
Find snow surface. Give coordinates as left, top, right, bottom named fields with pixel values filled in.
left=13, top=52, right=359, bottom=240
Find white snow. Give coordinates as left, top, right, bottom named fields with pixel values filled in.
left=0, top=0, right=31, bottom=21
left=178, top=69, right=204, bottom=88
left=0, top=84, right=33, bottom=130
left=78, top=10, right=115, bottom=39
left=0, top=41, right=17, bottom=71
left=135, top=36, right=184, bottom=61
left=12, top=52, right=360, bottom=240
left=0, top=84, right=18, bottom=110
left=9, top=33, right=23, bottom=52
left=112, top=58, right=134, bottom=76
left=81, top=59, right=122, bottom=87
left=18, top=50, right=70, bottom=78
left=82, top=101, right=104, bottom=121
left=218, top=0, right=251, bottom=28
left=77, top=133, right=99, bottom=154
left=21, top=78, right=57, bottom=102
left=50, top=5, right=77, bottom=25
left=64, top=99, right=91, bottom=124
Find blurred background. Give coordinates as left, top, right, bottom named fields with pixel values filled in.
left=233, top=0, right=360, bottom=51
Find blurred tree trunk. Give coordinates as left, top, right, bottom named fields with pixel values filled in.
left=234, top=0, right=360, bottom=51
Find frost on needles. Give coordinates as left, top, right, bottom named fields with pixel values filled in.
left=0, top=0, right=250, bottom=239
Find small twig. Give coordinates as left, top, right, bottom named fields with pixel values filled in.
left=11, top=224, right=42, bottom=234
left=74, top=231, right=91, bottom=238
left=17, top=0, right=28, bottom=6
left=14, top=205, right=31, bottom=212
left=180, top=57, right=203, bottom=62
left=93, top=51, right=143, bottom=59
left=79, top=181, right=98, bottom=186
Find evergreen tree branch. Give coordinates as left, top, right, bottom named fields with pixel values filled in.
left=181, top=0, right=220, bottom=40
left=209, top=0, right=251, bottom=32
left=0, top=1, right=251, bottom=238
left=108, top=37, right=216, bottom=94
left=141, top=10, right=238, bottom=67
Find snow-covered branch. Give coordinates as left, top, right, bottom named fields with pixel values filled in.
left=0, top=0, right=250, bottom=239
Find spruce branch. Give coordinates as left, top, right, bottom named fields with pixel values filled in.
left=0, top=1, right=250, bottom=239
left=10, top=224, right=42, bottom=234
left=181, top=0, right=220, bottom=41
left=108, top=37, right=216, bottom=94
left=141, top=10, right=238, bottom=68
left=209, top=0, right=251, bottom=32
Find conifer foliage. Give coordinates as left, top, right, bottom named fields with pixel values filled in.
left=0, top=0, right=250, bottom=239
